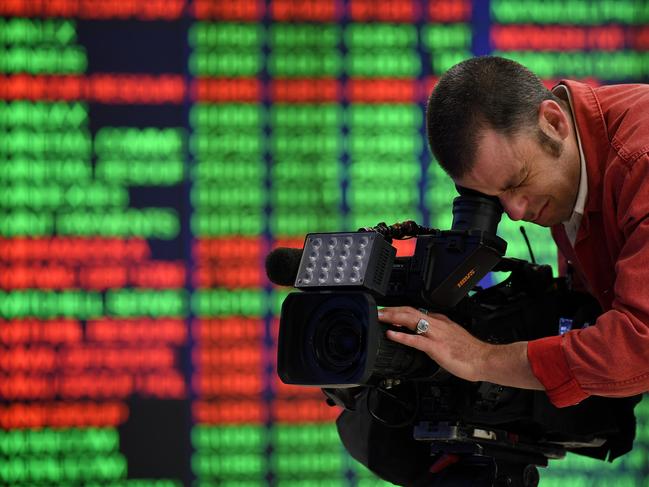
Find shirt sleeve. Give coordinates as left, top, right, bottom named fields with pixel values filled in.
left=528, top=155, right=649, bottom=408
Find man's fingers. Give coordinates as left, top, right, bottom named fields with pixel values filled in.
left=379, top=307, right=449, bottom=339
left=386, top=329, right=431, bottom=353
left=378, top=307, right=421, bottom=329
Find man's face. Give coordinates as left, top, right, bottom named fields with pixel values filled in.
left=454, top=125, right=581, bottom=227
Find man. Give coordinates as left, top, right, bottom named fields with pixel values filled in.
left=378, top=56, right=649, bottom=408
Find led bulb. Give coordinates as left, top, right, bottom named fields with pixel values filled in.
left=300, top=272, right=312, bottom=284
left=296, top=231, right=393, bottom=291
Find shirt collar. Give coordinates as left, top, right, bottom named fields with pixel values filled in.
left=553, top=85, right=588, bottom=218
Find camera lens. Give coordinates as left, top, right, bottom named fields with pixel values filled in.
left=313, top=311, right=362, bottom=372
left=278, top=292, right=378, bottom=386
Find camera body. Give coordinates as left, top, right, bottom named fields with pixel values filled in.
left=273, top=190, right=640, bottom=485
left=278, top=191, right=507, bottom=387
left=277, top=228, right=506, bottom=387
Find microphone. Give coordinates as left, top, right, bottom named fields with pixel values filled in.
left=265, top=247, right=303, bottom=286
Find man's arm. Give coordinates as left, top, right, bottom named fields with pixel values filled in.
left=378, top=307, right=544, bottom=390
left=528, top=155, right=649, bottom=406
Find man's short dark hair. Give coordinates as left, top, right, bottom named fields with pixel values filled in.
left=426, top=56, right=562, bottom=179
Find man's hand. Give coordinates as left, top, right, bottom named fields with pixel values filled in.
left=378, top=306, right=544, bottom=390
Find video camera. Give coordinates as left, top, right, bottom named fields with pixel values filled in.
left=266, top=188, right=640, bottom=487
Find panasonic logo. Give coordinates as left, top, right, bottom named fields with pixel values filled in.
left=456, top=268, right=476, bottom=288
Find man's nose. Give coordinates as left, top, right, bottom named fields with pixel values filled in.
left=499, top=194, right=528, bottom=221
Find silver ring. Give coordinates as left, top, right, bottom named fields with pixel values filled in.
left=416, top=318, right=430, bottom=335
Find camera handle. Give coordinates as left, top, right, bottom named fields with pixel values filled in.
left=418, top=447, right=541, bottom=487
left=413, top=455, right=540, bottom=487
left=413, top=421, right=565, bottom=487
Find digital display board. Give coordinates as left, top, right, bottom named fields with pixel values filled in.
left=0, top=1, right=647, bottom=486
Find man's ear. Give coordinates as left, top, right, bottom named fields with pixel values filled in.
left=538, top=99, right=570, bottom=141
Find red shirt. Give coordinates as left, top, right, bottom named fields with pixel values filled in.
left=527, top=80, right=649, bottom=407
